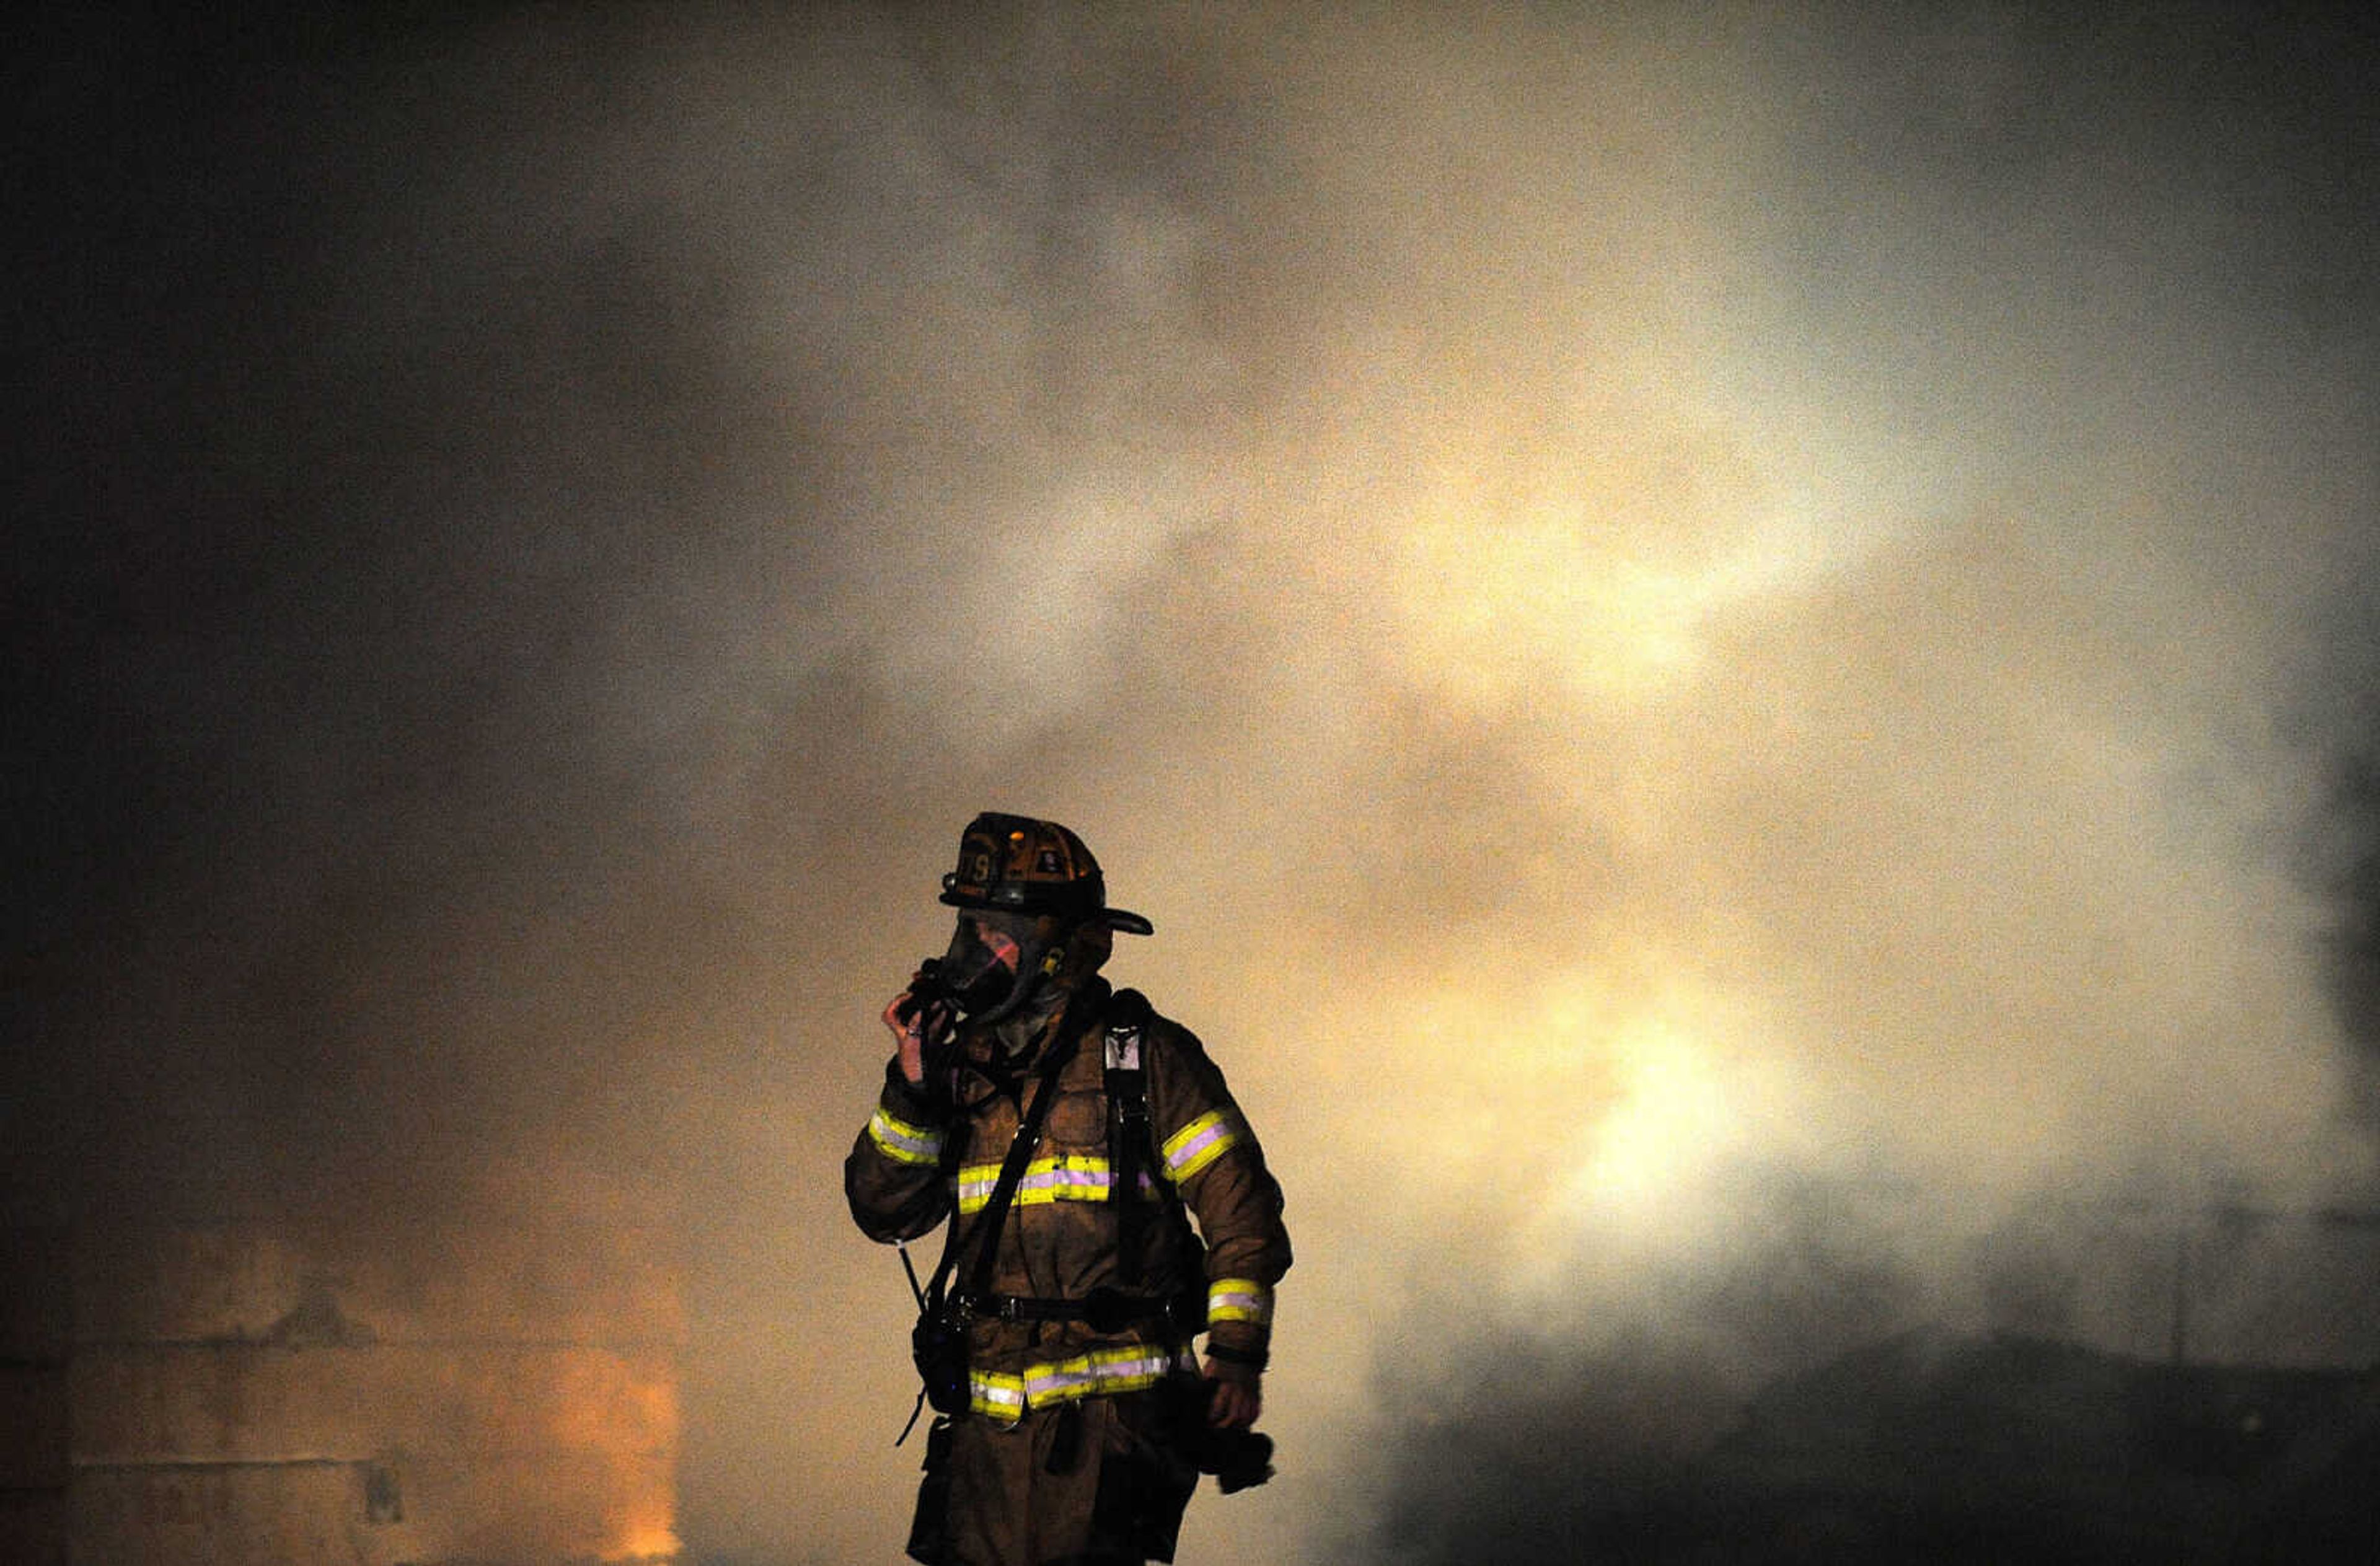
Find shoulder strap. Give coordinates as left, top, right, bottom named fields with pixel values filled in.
left=894, top=1003, right=1083, bottom=1445
left=941, top=1006, right=1082, bottom=1309
left=1103, top=988, right=1173, bottom=1288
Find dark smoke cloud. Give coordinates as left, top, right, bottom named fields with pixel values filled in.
left=1344, top=1172, right=1926, bottom=1565
left=2312, top=692, right=2380, bottom=1133
left=9, top=6, right=2380, bottom=1562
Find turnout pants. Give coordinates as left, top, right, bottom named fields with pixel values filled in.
left=910, top=1391, right=1199, bottom=1566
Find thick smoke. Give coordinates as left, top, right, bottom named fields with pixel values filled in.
left=8, top=6, right=2379, bottom=1562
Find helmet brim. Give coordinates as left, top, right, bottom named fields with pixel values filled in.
left=940, top=886, right=1153, bottom=936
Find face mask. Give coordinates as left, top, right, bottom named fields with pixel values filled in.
left=920, top=914, right=1042, bottom=1023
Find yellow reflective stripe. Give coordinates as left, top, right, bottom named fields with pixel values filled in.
left=969, top=1370, right=1026, bottom=1419
left=967, top=1345, right=1194, bottom=1423
left=1160, top=1109, right=1240, bottom=1182
left=955, top=1165, right=997, bottom=1212
left=1206, top=1277, right=1272, bottom=1325
left=867, top=1106, right=943, bottom=1167
left=954, top=1155, right=1158, bottom=1214
left=1013, top=1155, right=1113, bottom=1209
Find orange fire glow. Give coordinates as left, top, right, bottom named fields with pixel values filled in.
left=549, top=1348, right=681, bottom=1562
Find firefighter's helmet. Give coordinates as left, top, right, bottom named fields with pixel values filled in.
left=939, top=812, right=1153, bottom=935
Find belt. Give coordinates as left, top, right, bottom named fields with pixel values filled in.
left=953, top=1285, right=1206, bottom=1336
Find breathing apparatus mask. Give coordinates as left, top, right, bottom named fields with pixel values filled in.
left=902, top=910, right=1051, bottom=1029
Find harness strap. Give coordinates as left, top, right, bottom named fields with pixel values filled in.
left=1104, top=988, right=1158, bottom=1288
left=917, top=996, right=1085, bottom=1332
left=952, top=1285, right=1206, bottom=1335
left=958, top=1010, right=1082, bottom=1305
left=897, top=990, right=1091, bottom=1446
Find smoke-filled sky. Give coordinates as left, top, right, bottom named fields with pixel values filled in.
left=9, top=5, right=2380, bottom=1562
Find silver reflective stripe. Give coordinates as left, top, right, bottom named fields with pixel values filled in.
left=1024, top=1348, right=1176, bottom=1402
left=868, top=1106, right=943, bottom=1167
left=956, top=1155, right=1162, bottom=1213
left=969, top=1374, right=1026, bottom=1419
left=1161, top=1110, right=1239, bottom=1181
left=1207, top=1278, right=1272, bottom=1324
left=1018, top=1161, right=1113, bottom=1201
left=967, top=1344, right=1195, bottom=1423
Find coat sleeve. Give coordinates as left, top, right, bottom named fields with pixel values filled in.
left=1147, top=1020, right=1292, bottom=1370
left=845, top=1057, right=955, bottom=1243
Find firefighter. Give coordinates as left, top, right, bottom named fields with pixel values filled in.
left=847, top=812, right=1292, bottom=1566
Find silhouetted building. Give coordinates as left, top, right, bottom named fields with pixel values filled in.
left=1680, top=1328, right=2380, bottom=1563
left=7, top=1221, right=681, bottom=1565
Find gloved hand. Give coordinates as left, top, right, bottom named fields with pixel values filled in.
left=882, top=973, right=953, bottom=1087
left=1201, top=1355, right=1263, bottom=1429
left=881, top=990, right=922, bottom=1085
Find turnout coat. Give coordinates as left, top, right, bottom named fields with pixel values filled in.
left=846, top=977, right=1291, bottom=1422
